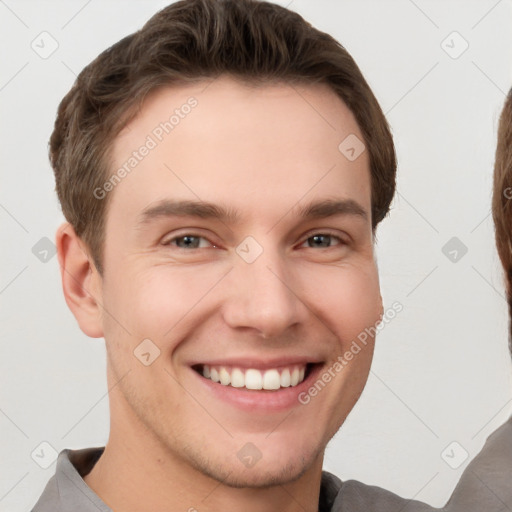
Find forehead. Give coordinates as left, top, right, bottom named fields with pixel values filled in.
left=107, top=76, right=371, bottom=228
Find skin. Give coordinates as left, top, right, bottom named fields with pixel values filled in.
left=57, top=75, right=384, bottom=512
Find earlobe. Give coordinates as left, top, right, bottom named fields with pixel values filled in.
left=56, top=222, right=104, bottom=338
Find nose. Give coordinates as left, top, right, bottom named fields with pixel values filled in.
left=222, top=243, right=308, bottom=340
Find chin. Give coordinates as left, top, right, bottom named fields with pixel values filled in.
left=206, top=460, right=312, bottom=489
left=183, top=440, right=323, bottom=489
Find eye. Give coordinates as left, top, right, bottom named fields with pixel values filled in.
left=300, top=232, right=345, bottom=249
left=164, top=234, right=215, bottom=249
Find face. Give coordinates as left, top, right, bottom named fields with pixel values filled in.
left=93, top=76, right=382, bottom=487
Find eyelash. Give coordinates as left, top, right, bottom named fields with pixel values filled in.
left=301, top=232, right=346, bottom=249
left=163, top=231, right=347, bottom=250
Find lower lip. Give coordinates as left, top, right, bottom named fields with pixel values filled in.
left=191, top=364, right=324, bottom=413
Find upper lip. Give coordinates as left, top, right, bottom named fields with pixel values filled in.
left=189, top=357, right=323, bottom=370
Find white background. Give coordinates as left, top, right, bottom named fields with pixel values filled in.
left=1, top=0, right=512, bottom=510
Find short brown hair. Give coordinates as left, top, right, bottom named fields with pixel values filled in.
left=492, top=88, right=512, bottom=354
left=50, top=0, right=396, bottom=275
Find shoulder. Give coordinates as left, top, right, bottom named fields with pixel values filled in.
left=321, top=470, right=436, bottom=512
left=30, top=447, right=108, bottom=512
left=31, top=470, right=61, bottom=512
left=443, top=414, right=512, bottom=511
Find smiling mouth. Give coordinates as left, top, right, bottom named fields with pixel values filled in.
left=192, top=363, right=318, bottom=391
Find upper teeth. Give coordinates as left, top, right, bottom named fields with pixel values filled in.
left=201, top=365, right=307, bottom=390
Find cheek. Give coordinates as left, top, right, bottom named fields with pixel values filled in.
left=339, top=269, right=381, bottom=330
left=300, top=262, right=381, bottom=343
left=101, top=255, right=380, bottom=355
left=102, top=265, right=224, bottom=343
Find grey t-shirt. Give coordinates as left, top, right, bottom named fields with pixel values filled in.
left=31, top=415, right=512, bottom=512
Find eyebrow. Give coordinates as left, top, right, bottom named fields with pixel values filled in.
left=294, top=198, right=368, bottom=222
left=137, top=198, right=368, bottom=226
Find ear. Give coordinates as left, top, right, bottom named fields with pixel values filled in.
left=56, top=222, right=104, bottom=338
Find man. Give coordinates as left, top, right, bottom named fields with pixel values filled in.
left=31, top=1, right=511, bottom=511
